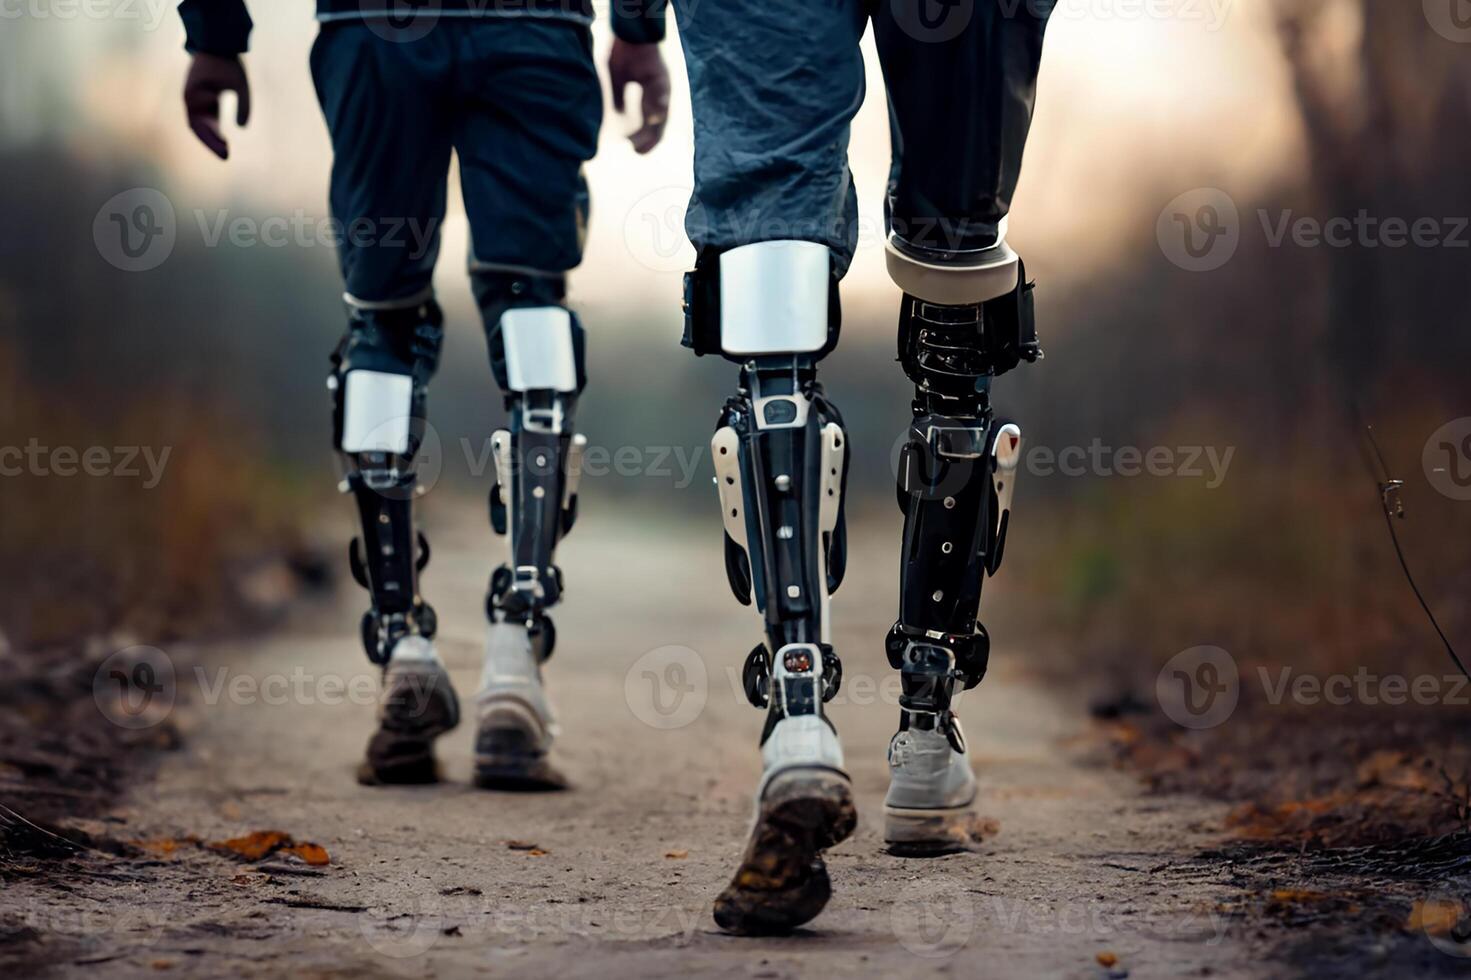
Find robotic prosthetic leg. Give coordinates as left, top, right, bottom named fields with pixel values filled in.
left=331, top=297, right=460, bottom=786
left=687, top=242, right=857, bottom=934
left=476, top=283, right=587, bottom=791
left=883, top=237, right=1040, bottom=850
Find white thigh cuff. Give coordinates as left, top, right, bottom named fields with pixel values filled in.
left=719, top=241, right=830, bottom=355
left=500, top=307, right=578, bottom=393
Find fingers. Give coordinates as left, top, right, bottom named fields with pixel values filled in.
left=189, top=113, right=229, bottom=160
left=184, top=85, right=228, bottom=159
left=610, top=66, right=628, bottom=114
left=235, top=76, right=252, bottom=128
left=632, top=74, right=670, bottom=154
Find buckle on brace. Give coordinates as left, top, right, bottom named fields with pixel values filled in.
left=926, top=424, right=987, bottom=460
left=523, top=404, right=564, bottom=434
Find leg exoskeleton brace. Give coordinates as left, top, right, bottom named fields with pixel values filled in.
left=685, top=241, right=850, bottom=742
left=886, top=242, right=1041, bottom=746
left=477, top=271, right=588, bottom=662
left=330, top=297, right=445, bottom=665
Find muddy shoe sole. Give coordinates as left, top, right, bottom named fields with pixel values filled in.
left=712, top=768, right=857, bottom=936
left=883, top=803, right=979, bottom=856
left=358, top=665, right=460, bottom=787
left=472, top=702, right=566, bottom=792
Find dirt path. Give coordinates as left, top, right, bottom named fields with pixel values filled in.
left=9, top=505, right=1261, bottom=978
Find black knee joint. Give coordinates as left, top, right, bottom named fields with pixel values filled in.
left=897, top=259, right=1040, bottom=402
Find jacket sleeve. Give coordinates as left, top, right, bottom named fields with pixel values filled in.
left=178, top=0, right=254, bottom=56
left=609, top=0, right=667, bottom=44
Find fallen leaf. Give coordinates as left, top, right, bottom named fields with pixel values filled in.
left=505, top=840, right=540, bottom=851
left=1096, top=951, right=1118, bottom=967
left=150, top=961, right=174, bottom=970
left=282, top=843, right=331, bottom=867
left=209, top=830, right=292, bottom=862
left=130, top=837, right=196, bottom=857
left=665, top=850, right=689, bottom=860
left=1408, top=898, right=1463, bottom=936
left=527, top=848, right=548, bottom=857
left=1269, top=889, right=1328, bottom=905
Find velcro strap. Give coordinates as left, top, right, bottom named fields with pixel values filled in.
left=681, top=265, right=722, bottom=357
left=981, top=258, right=1040, bottom=371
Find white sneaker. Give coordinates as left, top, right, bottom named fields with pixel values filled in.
left=712, top=643, right=856, bottom=935
left=472, top=622, right=564, bottom=790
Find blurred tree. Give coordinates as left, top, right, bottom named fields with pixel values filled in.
left=1274, top=0, right=1471, bottom=400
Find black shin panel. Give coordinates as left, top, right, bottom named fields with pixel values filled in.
left=331, top=301, right=444, bottom=665
left=487, top=390, right=580, bottom=648
left=477, top=272, right=587, bottom=659
left=716, top=359, right=849, bottom=705
left=888, top=286, right=1037, bottom=689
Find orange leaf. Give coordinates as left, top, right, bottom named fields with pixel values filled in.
left=282, top=842, right=331, bottom=866
left=208, top=830, right=292, bottom=861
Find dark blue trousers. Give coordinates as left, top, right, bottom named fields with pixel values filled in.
left=310, top=19, right=603, bottom=311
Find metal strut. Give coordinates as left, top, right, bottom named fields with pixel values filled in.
left=712, top=357, right=849, bottom=711
left=887, top=293, right=1034, bottom=692
left=486, top=388, right=585, bottom=661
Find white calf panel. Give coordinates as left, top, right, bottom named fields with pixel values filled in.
left=501, top=307, right=578, bottom=393
left=341, top=370, right=415, bottom=454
